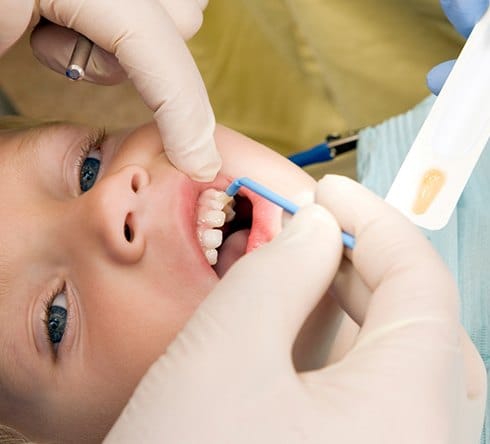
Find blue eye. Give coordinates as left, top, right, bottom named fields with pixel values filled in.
left=48, top=306, right=67, bottom=344
left=44, top=292, right=68, bottom=347
left=77, top=129, right=105, bottom=193
left=80, top=157, right=100, bottom=192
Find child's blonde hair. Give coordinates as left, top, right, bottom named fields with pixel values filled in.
left=0, top=426, right=29, bottom=443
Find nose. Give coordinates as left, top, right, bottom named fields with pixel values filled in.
left=80, top=165, right=150, bottom=264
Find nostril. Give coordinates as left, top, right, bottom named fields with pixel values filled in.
left=131, top=174, right=140, bottom=193
left=128, top=165, right=150, bottom=193
left=124, top=224, right=132, bottom=242
left=124, top=215, right=133, bottom=242
left=124, top=223, right=133, bottom=242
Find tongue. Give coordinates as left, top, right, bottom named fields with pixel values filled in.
left=214, top=229, right=250, bottom=278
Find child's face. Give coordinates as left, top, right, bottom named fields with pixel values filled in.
left=0, top=121, right=314, bottom=443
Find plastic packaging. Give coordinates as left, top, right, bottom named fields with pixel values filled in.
left=386, top=8, right=490, bottom=230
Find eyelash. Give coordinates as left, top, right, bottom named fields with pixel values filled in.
left=75, top=128, right=106, bottom=190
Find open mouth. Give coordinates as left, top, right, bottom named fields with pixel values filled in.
left=214, top=193, right=253, bottom=277
left=195, top=186, right=279, bottom=278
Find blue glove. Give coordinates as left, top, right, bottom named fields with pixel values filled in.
left=427, top=0, right=489, bottom=94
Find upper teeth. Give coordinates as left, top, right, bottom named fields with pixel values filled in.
left=196, top=188, right=236, bottom=265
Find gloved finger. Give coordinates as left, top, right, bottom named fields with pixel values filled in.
left=193, top=0, right=209, bottom=10
left=441, top=0, right=489, bottom=37
left=195, top=204, right=343, bottom=362
left=30, top=23, right=126, bottom=85
left=459, top=327, right=488, bottom=439
left=315, top=175, right=460, bottom=336
left=460, top=328, right=487, bottom=399
left=0, top=0, right=35, bottom=57
left=159, top=0, right=207, bottom=40
left=38, top=0, right=220, bottom=181
left=30, top=0, right=205, bottom=84
left=426, top=59, right=455, bottom=95
left=328, top=257, right=371, bottom=326
left=324, top=226, right=485, bottom=410
left=314, top=177, right=487, bottom=409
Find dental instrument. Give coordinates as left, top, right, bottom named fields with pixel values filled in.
left=386, top=7, right=490, bottom=230
left=288, top=132, right=359, bottom=167
left=225, top=177, right=355, bottom=249
left=66, top=34, right=93, bottom=81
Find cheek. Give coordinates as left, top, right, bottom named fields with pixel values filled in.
left=81, top=267, right=216, bottom=378
left=65, top=276, right=211, bottom=430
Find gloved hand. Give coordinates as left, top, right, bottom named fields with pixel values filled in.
left=427, top=0, right=490, bottom=94
left=0, top=0, right=220, bottom=182
left=104, top=175, right=486, bottom=444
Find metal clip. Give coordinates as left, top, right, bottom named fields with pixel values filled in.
left=325, top=131, right=359, bottom=158
left=288, top=130, right=359, bottom=167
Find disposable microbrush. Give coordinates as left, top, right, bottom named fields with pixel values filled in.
left=225, top=177, right=355, bottom=249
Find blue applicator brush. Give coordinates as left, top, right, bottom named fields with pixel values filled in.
left=225, top=177, right=355, bottom=249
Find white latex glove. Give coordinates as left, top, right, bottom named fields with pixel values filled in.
left=0, top=0, right=220, bottom=181
left=104, top=175, right=486, bottom=444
